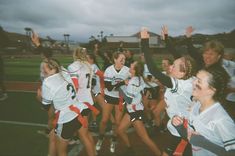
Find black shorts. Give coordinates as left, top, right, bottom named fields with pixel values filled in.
left=55, top=117, right=82, bottom=140
left=104, top=94, right=119, bottom=105
left=81, top=108, right=91, bottom=116
left=144, top=86, right=160, bottom=100
left=128, top=110, right=144, bottom=122
left=164, top=130, right=192, bottom=156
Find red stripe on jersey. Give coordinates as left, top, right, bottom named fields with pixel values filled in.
left=95, top=70, right=104, bottom=79
left=71, top=77, right=79, bottom=91
left=173, top=119, right=189, bottom=155
left=84, top=102, right=100, bottom=116
left=69, top=105, right=88, bottom=128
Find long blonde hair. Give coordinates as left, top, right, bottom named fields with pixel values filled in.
left=73, top=47, right=93, bottom=85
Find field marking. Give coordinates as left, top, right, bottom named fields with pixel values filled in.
left=6, top=81, right=40, bottom=84
left=0, top=120, right=47, bottom=127
left=7, top=89, right=37, bottom=93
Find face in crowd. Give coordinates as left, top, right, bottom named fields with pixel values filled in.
left=169, top=56, right=195, bottom=80
left=113, top=52, right=126, bottom=68
left=202, top=41, right=224, bottom=67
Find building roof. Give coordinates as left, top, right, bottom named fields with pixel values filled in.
left=106, top=36, right=139, bottom=43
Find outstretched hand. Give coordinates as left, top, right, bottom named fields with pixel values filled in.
left=140, top=27, right=150, bottom=39
left=161, top=25, right=168, bottom=40
left=185, top=26, right=195, bottom=38
left=31, top=31, right=40, bottom=47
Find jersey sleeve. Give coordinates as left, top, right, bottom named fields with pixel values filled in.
left=169, top=77, right=179, bottom=93
left=42, top=83, right=53, bottom=105
left=104, top=67, right=112, bottom=82
left=215, top=118, right=235, bottom=151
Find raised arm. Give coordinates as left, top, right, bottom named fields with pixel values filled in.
left=185, top=26, right=204, bottom=69
left=141, top=28, right=173, bottom=88
left=162, top=25, right=181, bottom=59
left=31, top=30, right=47, bottom=53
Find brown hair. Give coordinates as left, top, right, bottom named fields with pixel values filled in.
left=112, top=51, right=125, bottom=63
left=134, top=61, right=144, bottom=77
left=204, top=66, right=229, bottom=102
left=43, top=58, right=61, bottom=73
left=180, top=55, right=197, bottom=80
left=203, top=40, right=224, bottom=63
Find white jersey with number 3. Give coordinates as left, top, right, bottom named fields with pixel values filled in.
left=68, top=61, right=94, bottom=106
left=42, top=71, right=86, bottom=124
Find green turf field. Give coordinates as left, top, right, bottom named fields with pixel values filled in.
left=4, top=55, right=74, bottom=81
left=1, top=54, right=165, bottom=155
left=4, top=54, right=163, bottom=82
left=0, top=92, right=48, bottom=156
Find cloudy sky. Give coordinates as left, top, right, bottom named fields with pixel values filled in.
left=0, top=0, right=235, bottom=42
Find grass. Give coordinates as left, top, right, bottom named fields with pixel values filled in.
left=0, top=54, right=168, bottom=155
left=0, top=92, right=48, bottom=156
left=4, top=55, right=74, bottom=81
left=0, top=124, right=48, bottom=156
left=4, top=54, right=164, bottom=82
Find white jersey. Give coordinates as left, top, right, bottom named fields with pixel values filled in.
left=189, top=102, right=235, bottom=156
left=165, top=77, right=194, bottom=136
left=223, top=59, right=235, bottom=102
left=143, top=64, right=158, bottom=88
left=68, top=61, right=94, bottom=106
left=104, top=65, right=130, bottom=98
left=42, top=70, right=86, bottom=124
left=121, top=76, right=145, bottom=113
left=91, top=64, right=101, bottom=95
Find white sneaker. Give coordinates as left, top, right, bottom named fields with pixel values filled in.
left=0, top=93, right=8, bottom=101
left=96, top=139, right=104, bottom=151
left=110, top=140, right=116, bottom=153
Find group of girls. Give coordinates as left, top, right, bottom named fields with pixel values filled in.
left=33, top=25, right=235, bottom=156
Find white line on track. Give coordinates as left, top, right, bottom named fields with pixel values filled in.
left=0, top=120, right=47, bottom=127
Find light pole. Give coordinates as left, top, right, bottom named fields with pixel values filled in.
left=24, top=27, right=32, bottom=52
left=63, top=34, right=70, bottom=53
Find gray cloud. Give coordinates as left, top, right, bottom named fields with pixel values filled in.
left=0, top=0, right=234, bottom=42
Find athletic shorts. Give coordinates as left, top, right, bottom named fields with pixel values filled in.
left=81, top=108, right=91, bottom=116
left=128, top=110, right=144, bottom=122
left=164, top=130, right=192, bottom=156
left=55, top=117, right=82, bottom=140
left=104, top=94, right=119, bottom=105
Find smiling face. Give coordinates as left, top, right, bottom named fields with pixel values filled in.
left=192, top=70, right=215, bottom=101
left=169, top=58, right=186, bottom=79
left=203, top=49, right=221, bottom=67
left=129, top=61, right=137, bottom=77
left=114, top=53, right=125, bottom=68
